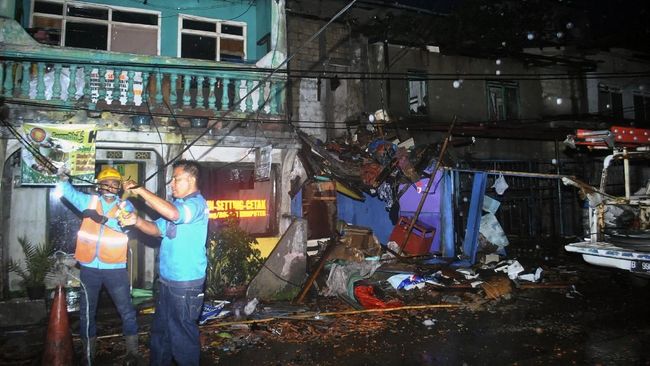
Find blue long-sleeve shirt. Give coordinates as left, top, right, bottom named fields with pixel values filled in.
left=56, top=181, right=127, bottom=269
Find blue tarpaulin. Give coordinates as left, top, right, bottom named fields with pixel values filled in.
left=337, top=192, right=393, bottom=244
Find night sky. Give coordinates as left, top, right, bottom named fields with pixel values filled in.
left=366, top=0, right=650, bottom=53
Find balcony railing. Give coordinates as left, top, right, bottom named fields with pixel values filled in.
left=0, top=18, right=285, bottom=120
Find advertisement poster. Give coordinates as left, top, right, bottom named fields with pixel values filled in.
left=21, top=123, right=97, bottom=186
left=90, top=69, right=143, bottom=105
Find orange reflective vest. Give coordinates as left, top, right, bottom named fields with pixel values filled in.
left=75, top=196, right=128, bottom=264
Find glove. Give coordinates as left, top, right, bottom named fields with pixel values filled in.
left=118, top=200, right=137, bottom=227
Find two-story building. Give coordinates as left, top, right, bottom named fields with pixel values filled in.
left=0, top=0, right=297, bottom=294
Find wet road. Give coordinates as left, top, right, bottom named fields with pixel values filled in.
left=213, top=260, right=650, bottom=366
left=1, top=254, right=649, bottom=365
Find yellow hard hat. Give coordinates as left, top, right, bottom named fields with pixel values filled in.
left=96, top=167, right=122, bottom=182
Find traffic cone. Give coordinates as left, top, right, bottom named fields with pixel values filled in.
left=42, top=285, right=74, bottom=366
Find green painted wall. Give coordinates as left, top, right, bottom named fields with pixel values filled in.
left=0, top=0, right=15, bottom=19
left=22, top=0, right=268, bottom=62
left=255, top=0, right=272, bottom=59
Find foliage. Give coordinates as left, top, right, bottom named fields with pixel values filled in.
left=205, top=216, right=264, bottom=298
left=7, top=236, right=56, bottom=289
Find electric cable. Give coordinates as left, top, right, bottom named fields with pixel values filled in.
left=140, top=0, right=255, bottom=20
left=2, top=107, right=642, bottom=137
left=141, top=72, right=170, bottom=164
left=0, top=117, right=104, bottom=186
left=140, top=0, right=360, bottom=183
left=4, top=95, right=643, bottom=125
left=0, top=117, right=57, bottom=173
left=151, top=68, right=198, bottom=160
left=206, top=27, right=281, bottom=172
left=4, top=53, right=648, bottom=79
left=125, top=0, right=254, bottom=11
left=259, top=262, right=302, bottom=288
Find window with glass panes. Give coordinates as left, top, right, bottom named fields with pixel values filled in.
left=487, top=81, right=519, bottom=121
left=179, top=15, right=246, bottom=62
left=598, top=85, right=623, bottom=120
left=30, top=0, right=160, bottom=55
left=407, top=71, right=428, bottom=114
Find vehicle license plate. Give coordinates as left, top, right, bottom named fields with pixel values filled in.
left=630, top=260, right=650, bottom=273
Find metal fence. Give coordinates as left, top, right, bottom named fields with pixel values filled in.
left=452, top=159, right=600, bottom=247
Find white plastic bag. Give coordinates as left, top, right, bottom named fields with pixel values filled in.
left=244, top=298, right=259, bottom=316
left=492, top=173, right=509, bottom=195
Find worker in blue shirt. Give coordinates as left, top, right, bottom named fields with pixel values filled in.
left=56, top=166, right=138, bottom=365
left=120, top=160, right=208, bottom=366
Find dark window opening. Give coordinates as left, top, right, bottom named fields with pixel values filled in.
left=181, top=34, right=216, bottom=61
left=65, top=22, right=107, bottom=50
left=113, top=11, right=158, bottom=25
left=222, top=24, right=243, bottom=36
left=66, top=5, right=108, bottom=20
left=34, top=1, right=63, bottom=15
left=598, top=86, right=623, bottom=120
left=183, top=19, right=216, bottom=32
left=633, top=95, right=650, bottom=127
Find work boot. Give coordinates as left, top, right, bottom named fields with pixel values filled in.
left=123, top=334, right=139, bottom=366
left=80, top=337, right=96, bottom=365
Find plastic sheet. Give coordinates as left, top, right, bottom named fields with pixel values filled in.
left=199, top=300, right=230, bottom=325
left=323, top=261, right=381, bottom=298
left=353, top=285, right=403, bottom=309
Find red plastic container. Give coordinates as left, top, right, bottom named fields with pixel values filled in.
left=389, top=217, right=436, bottom=255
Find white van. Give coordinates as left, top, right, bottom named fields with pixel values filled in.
left=564, top=150, right=650, bottom=279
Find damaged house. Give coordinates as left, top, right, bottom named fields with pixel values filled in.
left=280, top=0, right=650, bottom=272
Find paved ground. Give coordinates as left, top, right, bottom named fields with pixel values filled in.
left=212, top=259, right=650, bottom=366
left=2, top=250, right=649, bottom=365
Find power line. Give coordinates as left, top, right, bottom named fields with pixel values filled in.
left=139, top=0, right=359, bottom=182
left=4, top=53, right=648, bottom=80
left=124, top=0, right=254, bottom=12
left=4, top=96, right=642, bottom=129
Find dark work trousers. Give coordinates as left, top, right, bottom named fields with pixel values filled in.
left=79, top=266, right=138, bottom=339
left=149, top=279, right=204, bottom=366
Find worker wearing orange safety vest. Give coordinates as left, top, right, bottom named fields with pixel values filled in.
left=55, top=166, right=139, bottom=365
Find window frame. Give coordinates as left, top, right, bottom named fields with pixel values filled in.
left=486, top=80, right=520, bottom=121
left=177, top=14, right=247, bottom=62
left=30, top=0, right=161, bottom=55
left=597, top=84, right=623, bottom=120
left=407, top=70, right=428, bottom=115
